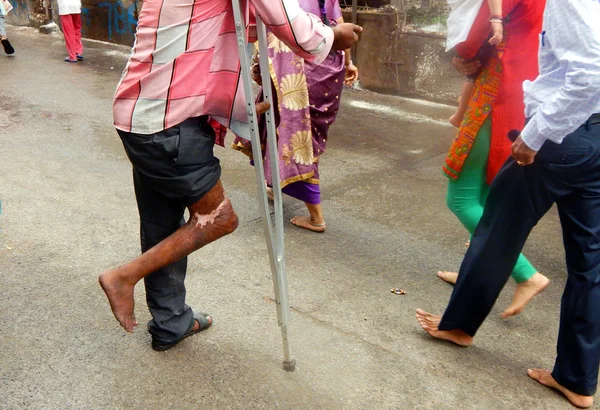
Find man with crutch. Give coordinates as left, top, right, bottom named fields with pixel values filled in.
left=100, top=0, right=361, bottom=351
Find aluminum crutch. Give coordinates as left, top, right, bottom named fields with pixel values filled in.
left=231, top=0, right=296, bottom=372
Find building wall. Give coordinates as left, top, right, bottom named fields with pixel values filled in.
left=6, top=0, right=35, bottom=26
left=79, top=0, right=138, bottom=45
left=343, top=9, right=460, bottom=104
left=8, top=2, right=459, bottom=104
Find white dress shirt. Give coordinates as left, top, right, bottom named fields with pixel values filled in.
left=521, top=0, right=600, bottom=151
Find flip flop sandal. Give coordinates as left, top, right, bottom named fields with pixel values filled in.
left=1, top=39, right=15, bottom=55
left=64, top=57, right=78, bottom=63
left=77, top=54, right=84, bottom=61
left=151, top=312, right=212, bottom=352
left=290, top=216, right=327, bottom=233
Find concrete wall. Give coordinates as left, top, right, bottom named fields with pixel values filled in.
left=7, top=1, right=458, bottom=104
left=343, top=9, right=460, bottom=104
left=6, top=0, right=35, bottom=26
left=78, top=0, right=138, bottom=45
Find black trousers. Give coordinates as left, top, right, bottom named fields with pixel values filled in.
left=118, top=117, right=221, bottom=344
left=438, top=120, right=600, bottom=396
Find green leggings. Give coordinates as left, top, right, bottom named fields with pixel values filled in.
left=446, top=117, right=536, bottom=283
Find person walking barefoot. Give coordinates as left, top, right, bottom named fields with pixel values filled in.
left=235, top=0, right=359, bottom=233
left=417, top=0, right=600, bottom=406
left=438, top=0, right=548, bottom=318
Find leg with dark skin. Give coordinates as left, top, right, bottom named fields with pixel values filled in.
left=99, top=180, right=239, bottom=332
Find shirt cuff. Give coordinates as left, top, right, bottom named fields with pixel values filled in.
left=311, top=26, right=334, bottom=65
left=520, top=122, right=546, bottom=152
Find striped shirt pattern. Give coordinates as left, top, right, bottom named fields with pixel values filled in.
left=113, top=0, right=334, bottom=135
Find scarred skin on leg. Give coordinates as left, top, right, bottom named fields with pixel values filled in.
left=99, top=180, right=239, bottom=332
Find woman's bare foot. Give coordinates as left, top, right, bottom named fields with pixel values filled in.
left=99, top=269, right=138, bottom=332
left=437, top=271, right=458, bottom=285
left=415, top=309, right=473, bottom=346
left=528, top=369, right=594, bottom=408
left=449, top=113, right=462, bottom=128
left=290, top=216, right=326, bottom=233
left=501, top=272, right=550, bottom=318
left=465, top=240, right=470, bottom=248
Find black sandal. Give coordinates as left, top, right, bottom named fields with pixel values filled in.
left=151, top=312, right=212, bottom=351
left=1, top=39, right=15, bottom=55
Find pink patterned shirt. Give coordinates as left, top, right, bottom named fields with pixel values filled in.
left=113, top=0, right=334, bottom=136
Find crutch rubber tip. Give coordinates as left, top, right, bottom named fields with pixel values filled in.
left=283, top=359, right=296, bottom=372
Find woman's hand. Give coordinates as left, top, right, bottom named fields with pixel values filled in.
left=452, top=56, right=481, bottom=76
left=345, top=62, right=359, bottom=86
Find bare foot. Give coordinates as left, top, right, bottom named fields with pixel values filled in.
left=415, top=309, right=473, bottom=346
left=99, top=269, right=138, bottom=332
left=528, top=369, right=594, bottom=408
left=449, top=113, right=462, bottom=128
left=501, top=272, right=550, bottom=318
left=465, top=240, right=470, bottom=248
left=290, top=216, right=326, bottom=233
left=437, top=271, right=458, bottom=285
left=266, top=186, right=274, bottom=202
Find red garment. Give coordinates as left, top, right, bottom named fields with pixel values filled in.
left=455, top=0, right=545, bottom=184
left=61, top=14, right=83, bottom=61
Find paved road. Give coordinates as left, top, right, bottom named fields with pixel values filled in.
left=0, top=27, right=580, bottom=409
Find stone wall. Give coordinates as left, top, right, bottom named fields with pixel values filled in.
left=7, top=1, right=459, bottom=104
left=78, top=0, right=138, bottom=45
left=343, top=8, right=460, bottom=104
left=6, top=0, right=36, bottom=26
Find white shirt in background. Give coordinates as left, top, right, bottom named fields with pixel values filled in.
left=57, top=0, right=81, bottom=15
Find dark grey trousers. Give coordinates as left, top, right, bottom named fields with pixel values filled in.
left=117, top=116, right=221, bottom=344
left=133, top=169, right=194, bottom=344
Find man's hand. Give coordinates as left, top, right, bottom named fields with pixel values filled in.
left=452, top=56, right=481, bottom=76
left=332, top=24, right=363, bottom=50
left=511, top=136, right=537, bottom=166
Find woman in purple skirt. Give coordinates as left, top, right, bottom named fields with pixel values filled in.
left=234, top=0, right=358, bottom=232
